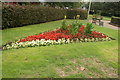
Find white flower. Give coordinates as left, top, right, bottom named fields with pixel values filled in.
left=87, top=39, right=90, bottom=42
left=53, top=40, right=57, bottom=45
left=40, top=39, right=45, bottom=42
left=84, top=38, right=88, bottom=42
left=6, top=44, right=11, bottom=49
left=58, top=39, right=62, bottom=44
left=45, top=40, right=51, bottom=45
left=95, top=38, right=98, bottom=41
left=91, top=38, right=95, bottom=42
left=80, top=39, right=83, bottom=42
left=102, top=38, right=106, bottom=41
left=40, top=41, right=45, bottom=45
left=108, top=37, right=111, bottom=41
left=49, top=40, right=53, bottom=45
left=76, top=38, right=79, bottom=42
left=71, top=39, right=74, bottom=43
left=61, top=39, right=66, bottom=44
left=66, top=39, right=70, bottom=43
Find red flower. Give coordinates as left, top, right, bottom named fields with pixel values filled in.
left=18, top=25, right=108, bottom=43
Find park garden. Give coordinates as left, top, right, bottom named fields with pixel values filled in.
left=1, top=1, right=120, bottom=78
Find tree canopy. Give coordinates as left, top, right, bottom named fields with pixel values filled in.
left=45, top=2, right=82, bottom=8
left=89, top=2, right=120, bottom=17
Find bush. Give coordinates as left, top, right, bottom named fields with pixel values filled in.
left=61, top=20, right=67, bottom=30
left=66, top=9, right=88, bottom=20
left=2, top=4, right=88, bottom=29
left=84, top=23, right=93, bottom=35
left=111, top=16, right=120, bottom=27
left=2, top=4, right=66, bottom=29
left=69, top=21, right=82, bottom=35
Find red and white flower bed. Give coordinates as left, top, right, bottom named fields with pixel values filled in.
left=3, top=23, right=112, bottom=50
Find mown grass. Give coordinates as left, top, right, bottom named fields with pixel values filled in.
left=89, top=15, right=111, bottom=21
left=103, top=16, right=111, bottom=21
left=2, top=19, right=118, bottom=78
left=2, top=20, right=88, bottom=45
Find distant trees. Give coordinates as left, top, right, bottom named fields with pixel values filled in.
left=3, top=2, right=83, bottom=9
left=89, top=2, right=120, bottom=17
left=45, top=2, right=82, bottom=9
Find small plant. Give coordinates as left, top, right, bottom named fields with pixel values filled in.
left=61, top=20, right=67, bottom=30
left=69, top=21, right=78, bottom=35
left=69, top=21, right=83, bottom=35
left=3, top=21, right=112, bottom=50
left=84, top=23, right=94, bottom=35
left=69, top=23, right=77, bottom=35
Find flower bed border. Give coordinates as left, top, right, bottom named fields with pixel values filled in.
left=2, top=27, right=115, bottom=50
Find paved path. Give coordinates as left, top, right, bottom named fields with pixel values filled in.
left=88, top=20, right=120, bottom=30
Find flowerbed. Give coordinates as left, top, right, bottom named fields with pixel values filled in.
left=3, top=21, right=113, bottom=50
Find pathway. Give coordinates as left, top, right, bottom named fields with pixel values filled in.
left=88, top=20, right=120, bottom=30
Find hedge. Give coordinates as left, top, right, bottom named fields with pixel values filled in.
left=67, top=9, right=88, bottom=20
left=110, top=16, right=120, bottom=27
left=2, top=4, right=88, bottom=29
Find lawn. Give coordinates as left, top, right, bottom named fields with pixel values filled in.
left=2, top=19, right=118, bottom=78
left=89, top=15, right=111, bottom=21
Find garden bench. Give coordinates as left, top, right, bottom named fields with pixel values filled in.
left=92, top=16, right=104, bottom=26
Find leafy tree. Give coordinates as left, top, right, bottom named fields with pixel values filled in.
left=89, top=2, right=120, bottom=17
left=45, top=2, right=82, bottom=8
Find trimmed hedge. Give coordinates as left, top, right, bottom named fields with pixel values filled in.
left=2, top=4, right=88, bottom=29
left=67, top=9, right=88, bottom=19
left=111, top=16, right=120, bottom=27
left=2, top=5, right=66, bottom=29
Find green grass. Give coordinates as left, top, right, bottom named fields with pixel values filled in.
left=89, top=15, right=111, bottom=21
left=103, top=16, right=111, bottom=21
left=2, top=19, right=118, bottom=78
left=2, top=20, right=87, bottom=45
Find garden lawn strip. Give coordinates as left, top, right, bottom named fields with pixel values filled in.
left=2, top=19, right=118, bottom=78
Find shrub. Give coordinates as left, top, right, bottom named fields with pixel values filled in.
left=69, top=21, right=82, bottom=35
left=66, top=9, right=88, bottom=20
left=84, top=23, right=94, bottom=35
left=111, top=16, right=120, bottom=27
left=2, top=4, right=88, bottom=29
left=61, top=20, right=67, bottom=30
left=2, top=4, right=66, bottom=29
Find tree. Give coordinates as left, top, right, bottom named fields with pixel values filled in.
left=45, top=2, right=82, bottom=8
left=89, top=2, right=120, bottom=17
